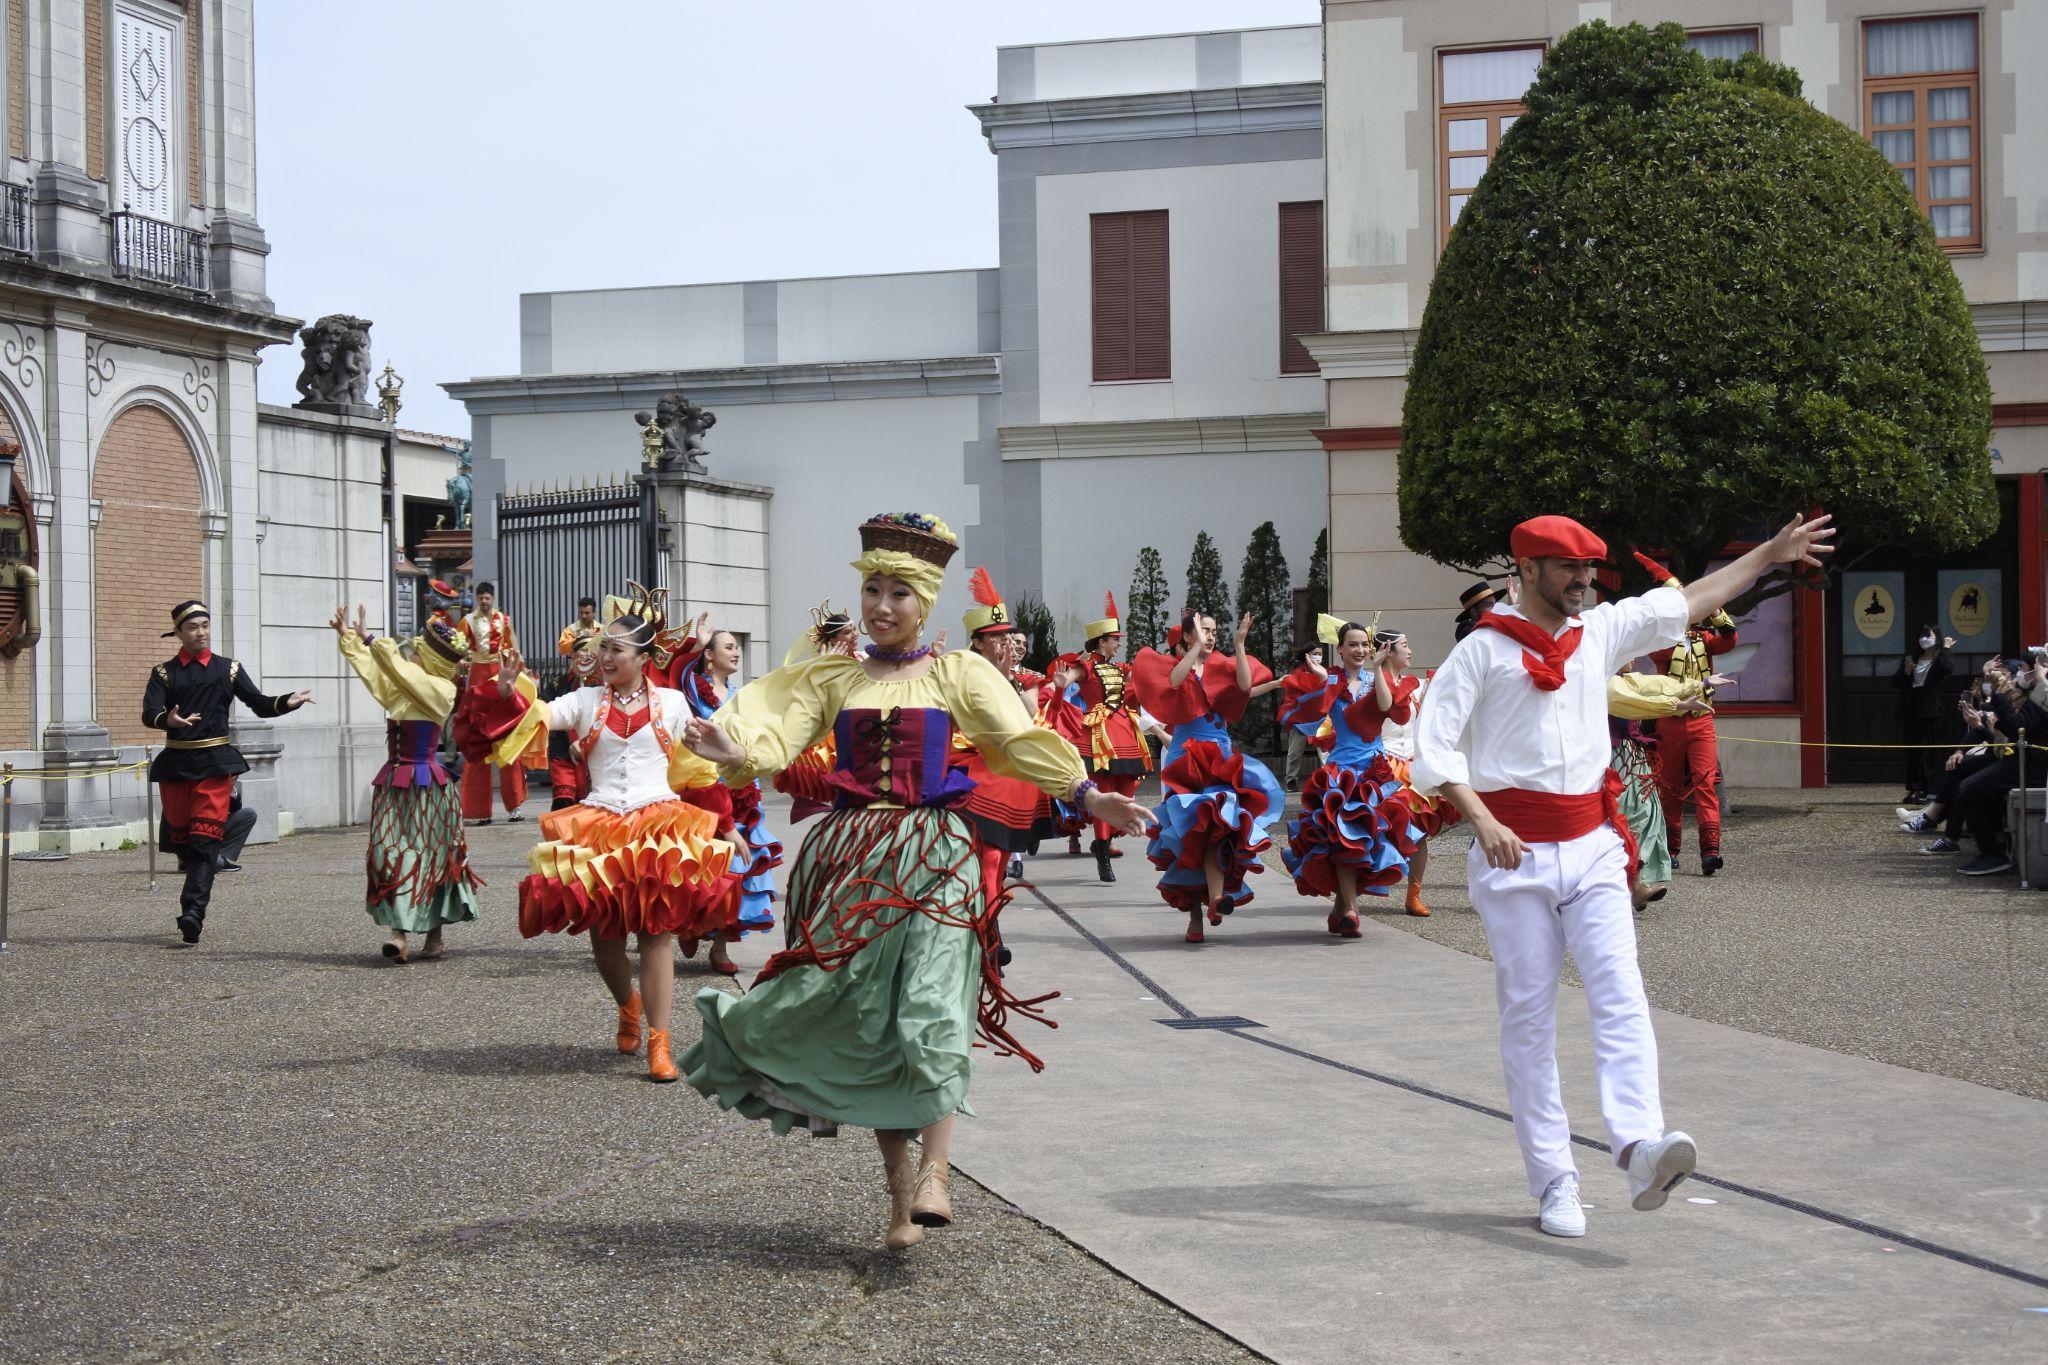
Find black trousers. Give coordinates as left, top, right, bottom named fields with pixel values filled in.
left=1902, top=716, right=1936, bottom=794
left=1934, top=751, right=2003, bottom=837
left=1957, top=756, right=2021, bottom=856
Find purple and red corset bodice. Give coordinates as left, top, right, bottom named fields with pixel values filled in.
left=824, top=707, right=975, bottom=810
left=374, top=720, right=452, bottom=788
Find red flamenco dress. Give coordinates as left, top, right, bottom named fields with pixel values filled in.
left=1282, top=671, right=1424, bottom=899
left=1129, top=648, right=1287, bottom=918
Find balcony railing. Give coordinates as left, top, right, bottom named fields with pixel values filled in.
left=0, top=183, right=30, bottom=257
left=109, top=210, right=209, bottom=294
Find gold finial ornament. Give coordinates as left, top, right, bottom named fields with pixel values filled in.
left=640, top=414, right=664, bottom=470
left=375, top=363, right=404, bottom=423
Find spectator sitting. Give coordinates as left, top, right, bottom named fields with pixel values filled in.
left=1899, top=672, right=2006, bottom=852
left=1941, top=654, right=2047, bottom=876
left=1891, top=625, right=1955, bottom=804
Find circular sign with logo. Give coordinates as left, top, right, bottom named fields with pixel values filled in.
left=1853, top=584, right=1895, bottom=640
left=1948, top=580, right=1991, bottom=637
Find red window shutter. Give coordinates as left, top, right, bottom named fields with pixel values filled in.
left=1278, top=200, right=1324, bottom=374
left=1092, top=210, right=1169, bottom=381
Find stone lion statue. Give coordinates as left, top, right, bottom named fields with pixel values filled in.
left=630, top=391, right=714, bottom=473
left=295, top=314, right=374, bottom=408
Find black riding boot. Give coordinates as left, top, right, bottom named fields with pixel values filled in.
left=1091, top=838, right=1116, bottom=884
left=176, top=854, right=218, bottom=943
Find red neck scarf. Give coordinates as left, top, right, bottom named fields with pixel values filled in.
left=1471, top=613, right=1582, bottom=691
left=177, top=648, right=214, bottom=668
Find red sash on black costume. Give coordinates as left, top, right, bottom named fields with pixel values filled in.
left=1471, top=613, right=1582, bottom=691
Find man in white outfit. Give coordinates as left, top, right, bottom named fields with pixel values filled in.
left=1411, top=512, right=1833, bottom=1237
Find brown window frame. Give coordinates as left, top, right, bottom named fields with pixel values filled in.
left=1436, top=43, right=1544, bottom=248
left=1862, top=14, right=1982, bottom=252
left=1090, top=209, right=1171, bottom=383
left=1277, top=200, right=1324, bottom=376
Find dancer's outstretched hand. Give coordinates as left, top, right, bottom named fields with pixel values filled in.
left=682, top=715, right=745, bottom=766
left=1765, top=512, right=1835, bottom=568
left=1082, top=785, right=1153, bottom=839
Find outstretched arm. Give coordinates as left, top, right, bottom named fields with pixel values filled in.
left=1683, top=514, right=1834, bottom=623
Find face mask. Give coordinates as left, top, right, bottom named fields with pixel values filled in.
left=1982, top=683, right=1995, bottom=697
left=1920, top=636, right=1936, bottom=649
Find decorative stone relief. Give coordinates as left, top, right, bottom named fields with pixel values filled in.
left=2, top=321, right=43, bottom=391
left=200, top=509, right=228, bottom=540
left=84, top=341, right=117, bottom=398
left=182, top=357, right=215, bottom=413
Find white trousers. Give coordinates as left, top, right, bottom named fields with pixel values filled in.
left=1468, top=825, right=1666, bottom=1197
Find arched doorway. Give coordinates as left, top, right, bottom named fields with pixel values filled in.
left=92, top=403, right=205, bottom=745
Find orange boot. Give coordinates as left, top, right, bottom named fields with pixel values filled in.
left=646, top=1028, right=678, bottom=1083
left=1405, top=883, right=1431, bottom=917
left=616, top=992, right=644, bottom=1054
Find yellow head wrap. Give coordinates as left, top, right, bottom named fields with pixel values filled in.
left=849, top=514, right=957, bottom=621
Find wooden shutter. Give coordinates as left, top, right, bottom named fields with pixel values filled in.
left=1092, top=210, right=1170, bottom=381
left=1278, top=201, right=1324, bottom=374
left=114, top=5, right=177, bottom=222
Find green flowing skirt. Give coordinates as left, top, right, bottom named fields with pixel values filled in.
left=365, top=780, right=483, bottom=932
left=1612, top=740, right=1672, bottom=886
left=683, top=806, right=987, bottom=1135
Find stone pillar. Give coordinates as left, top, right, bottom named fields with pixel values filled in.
left=37, top=313, right=118, bottom=837
left=32, top=3, right=107, bottom=275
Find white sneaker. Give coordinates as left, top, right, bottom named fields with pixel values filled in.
left=1626, top=1131, right=1698, bottom=1211
left=1894, top=805, right=1920, bottom=823
left=1538, top=1174, right=1586, bottom=1237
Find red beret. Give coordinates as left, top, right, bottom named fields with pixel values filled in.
left=1510, top=515, right=1607, bottom=561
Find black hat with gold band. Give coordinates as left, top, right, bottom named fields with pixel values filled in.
left=963, top=566, right=1022, bottom=637
left=162, top=599, right=210, bottom=637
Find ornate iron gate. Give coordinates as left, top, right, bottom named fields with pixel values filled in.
left=495, top=482, right=655, bottom=691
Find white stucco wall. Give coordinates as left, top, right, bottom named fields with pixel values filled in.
left=1031, top=447, right=1327, bottom=648
left=484, top=393, right=988, bottom=656
left=1034, top=158, right=1328, bottom=425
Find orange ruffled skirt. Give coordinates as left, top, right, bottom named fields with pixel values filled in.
left=517, top=799, right=739, bottom=940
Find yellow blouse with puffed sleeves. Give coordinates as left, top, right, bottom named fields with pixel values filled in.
left=339, top=632, right=458, bottom=724
left=1606, top=672, right=1708, bottom=721
left=710, top=651, right=1087, bottom=798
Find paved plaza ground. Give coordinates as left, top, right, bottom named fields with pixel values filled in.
left=1, top=786, right=2043, bottom=1362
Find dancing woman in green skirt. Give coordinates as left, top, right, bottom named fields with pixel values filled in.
left=679, top=512, right=1151, bottom=1251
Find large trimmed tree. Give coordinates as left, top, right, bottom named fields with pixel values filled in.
left=1185, top=531, right=1231, bottom=625
left=1233, top=521, right=1294, bottom=750
left=1126, top=546, right=1170, bottom=660
left=1399, top=21, right=1995, bottom=587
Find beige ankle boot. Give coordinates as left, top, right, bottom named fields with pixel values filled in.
left=885, top=1152, right=923, bottom=1250
left=911, top=1158, right=952, bottom=1227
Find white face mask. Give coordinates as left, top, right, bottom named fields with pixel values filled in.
left=1920, top=635, right=1937, bottom=649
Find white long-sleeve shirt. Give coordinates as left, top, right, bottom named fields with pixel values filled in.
left=1410, top=587, right=1688, bottom=798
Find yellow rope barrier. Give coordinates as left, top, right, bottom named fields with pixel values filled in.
left=0, top=760, right=153, bottom=781
left=1717, top=736, right=2028, bottom=751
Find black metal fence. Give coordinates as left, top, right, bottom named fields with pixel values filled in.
left=0, top=184, right=32, bottom=257
left=109, top=210, right=209, bottom=292
left=496, top=481, right=652, bottom=692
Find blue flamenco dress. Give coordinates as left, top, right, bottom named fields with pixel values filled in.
left=1281, top=671, right=1422, bottom=899
left=1130, top=648, right=1287, bottom=916
left=680, top=660, right=782, bottom=936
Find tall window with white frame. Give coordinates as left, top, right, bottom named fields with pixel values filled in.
left=1863, top=14, right=1980, bottom=249
left=1437, top=45, right=1543, bottom=244
left=1684, top=27, right=1760, bottom=60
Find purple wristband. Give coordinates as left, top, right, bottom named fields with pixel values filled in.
left=1073, top=778, right=1099, bottom=804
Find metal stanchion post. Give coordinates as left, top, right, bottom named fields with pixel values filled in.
left=2019, top=728, right=2030, bottom=892
left=144, top=750, right=156, bottom=893
left=2, top=762, right=13, bottom=954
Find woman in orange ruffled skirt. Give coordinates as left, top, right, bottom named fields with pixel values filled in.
left=479, top=606, right=742, bottom=1082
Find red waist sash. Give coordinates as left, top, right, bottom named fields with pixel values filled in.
left=1479, top=773, right=1639, bottom=881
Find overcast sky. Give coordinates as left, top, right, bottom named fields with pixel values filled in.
left=253, top=1, right=1317, bottom=437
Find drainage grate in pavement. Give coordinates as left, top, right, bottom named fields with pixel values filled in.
left=1158, top=1016, right=1264, bottom=1031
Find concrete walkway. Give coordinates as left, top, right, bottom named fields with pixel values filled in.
left=961, top=849, right=2048, bottom=1364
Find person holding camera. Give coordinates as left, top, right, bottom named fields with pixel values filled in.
left=1891, top=626, right=1955, bottom=805
left=1945, top=653, right=2048, bottom=876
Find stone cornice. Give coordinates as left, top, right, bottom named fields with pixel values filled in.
left=999, top=412, right=1326, bottom=462
left=0, top=259, right=297, bottom=348
left=1306, top=301, right=2042, bottom=381
left=444, top=355, right=999, bottom=414
left=970, top=81, right=1322, bottom=151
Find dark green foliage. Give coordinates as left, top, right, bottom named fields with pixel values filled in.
left=1399, top=20, right=1995, bottom=581
left=1013, top=593, right=1058, bottom=673
left=1304, top=527, right=1329, bottom=626
left=1126, top=546, right=1170, bottom=661
left=1233, top=521, right=1294, bottom=750
left=1184, top=531, right=1231, bottom=625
